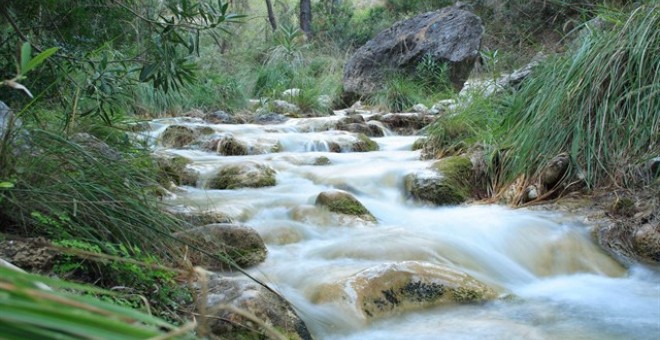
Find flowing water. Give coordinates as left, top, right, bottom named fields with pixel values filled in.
left=145, top=115, right=659, bottom=339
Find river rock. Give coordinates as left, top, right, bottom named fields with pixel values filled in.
left=207, top=135, right=249, bottom=156
left=282, top=88, right=301, bottom=98
left=597, top=218, right=660, bottom=266
left=208, top=162, right=276, bottom=189
left=160, top=125, right=196, bottom=148
left=169, top=210, right=233, bottom=227
left=342, top=6, right=483, bottom=103
left=350, top=134, right=379, bottom=152
left=336, top=122, right=383, bottom=137
left=173, top=224, right=267, bottom=269
left=205, top=110, right=240, bottom=124
left=272, top=100, right=300, bottom=114
left=404, top=155, right=473, bottom=205
left=540, top=153, right=570, bottom=190
left=313, top=261, right=496, bottom=320
left=253, top=112, right=288, bottom=124
left=153, top=153, right=198, bottom=186
left=315, top=190, right=376, bottom=223
left=199, top=276, right=312, bottom=340
left=368, top=113, right=436, bottom=135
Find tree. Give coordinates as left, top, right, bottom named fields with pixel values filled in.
left=0, top=0, right=242, bottom=128
left=300, top=0, right=313, bottom=39
left=265, top=0, right=277, bottom=31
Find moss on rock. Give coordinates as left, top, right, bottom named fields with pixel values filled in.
left=313, top=261, right=496, bottom=321
left=352, top=133, right=379, bottom=152
left=315, top=190, right=376, bottom=222
left=405, top=155, right=473, bottom=205
left=154, top=154, right=198, bottom=186
left=160, top=125, right=196, bottom=148
left=208, top=163, right=276, bottom=189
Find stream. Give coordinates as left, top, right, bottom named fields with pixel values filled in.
left=144, top=113, right=659, bottom=339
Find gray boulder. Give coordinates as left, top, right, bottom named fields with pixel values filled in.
left=199, top=276, right=312, bottom=339
left=342, top=6, right=483, bottom=103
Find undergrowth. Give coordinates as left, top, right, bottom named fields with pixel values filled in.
left=497, top=5, right=660, bottom=190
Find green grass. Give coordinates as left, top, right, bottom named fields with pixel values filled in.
left=0, top=266, right=195, bottom=339
left=497, top=5, right=660, bottom=190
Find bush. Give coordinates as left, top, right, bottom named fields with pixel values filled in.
left=497, top=5, right=660, bottom=190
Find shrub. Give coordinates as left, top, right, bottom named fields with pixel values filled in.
left=497, top=5, right=660, bottom=190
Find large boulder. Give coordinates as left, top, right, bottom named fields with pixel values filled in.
left=313, top=261, right=496, bottom=321
left=173, top=223, right=267, bottom=269
left=199, top=276, right=312, bottom=340
left=342, top=6, right=483, bottom=103
left=315, top=190, right=376, bottom=223
left=404, top=155, right=474, bottom=205
left=208, top=162, right=276, bottom=189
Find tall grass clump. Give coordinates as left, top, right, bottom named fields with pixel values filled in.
left=0, top=129, right=186, bottom=259
left=367, top=74, right=426, bottom=112
left=498, top=5, right=660, bottom=189
left=424, top=93, right=508, bottom=159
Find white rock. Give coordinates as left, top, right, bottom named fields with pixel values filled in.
left=412, top=103, right=429, bottom=113
left=282, top=88, right=301, bottom=98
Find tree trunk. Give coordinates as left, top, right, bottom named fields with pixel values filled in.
left=299, top=0, right=312, bottom=39
left=265, top=0, right=277, bottom=31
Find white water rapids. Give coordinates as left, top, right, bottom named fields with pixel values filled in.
left=146, top=115, right=660, bottom=339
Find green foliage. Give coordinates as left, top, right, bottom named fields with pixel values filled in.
left=0, top=129, right=186, bottom=257
left=367, top=74, right=425, bottom=112
left=384, top=0, right=453, bottom=14
left=0, top=0, right=242, bottom=127
left=415, top=53, right=452, bottom=93
left=498, top=5, right=660, bottom=189
left=53, top=239, right=191, bottom=319
left=425, top=93, right=507, bottom=158
left=0, top=266, right=193, bottom=339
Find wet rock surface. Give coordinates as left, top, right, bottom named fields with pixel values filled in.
left=173, top=223, right=267, bottom=269
left=313, top=261, right=497, bottom=320
left=208, top=162, right=277, bottom=189
left=315, top=190, right=376, bottom=223
left=343, top=6, right=483, bottom=102
left=199, top=275, right=312, bottom=340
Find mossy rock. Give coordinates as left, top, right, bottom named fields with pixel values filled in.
left=154, top=154, right=198, bottom=186
left=315, top=190, right=376, bottom=222
left=208, top=163, right=276, bottom=189
left=313, top=261, right=497, bottom=321
left=351, top=133, right=379, bottom=152
left=404, top=155, right=473, bottom=206
left=314, top=156, right=331, bottom=166
left=213, top=136, right=249, bottom=156
left=160, top=125, right=195, bottom=148
left=172, top=223, right=267, bottom=269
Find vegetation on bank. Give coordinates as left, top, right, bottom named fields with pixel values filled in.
left=1, top=0, right=657, bottom=337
